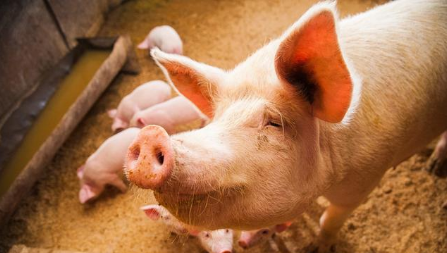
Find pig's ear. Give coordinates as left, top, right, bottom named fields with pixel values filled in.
left=140, top=205, right=161, bottom=220
left=188, top=229, right=200, bottom=236
left=79, top=185, right=98, bottom=204
left=77, top=165, right=85, bottom=179
left=107, top=109, right=117, bottom=118
left=274, top=221, right=292, bottom=233
left=275, top=2, right=357, bottom=123
left=136, top=118, right=146, bottom=128
left=137, top=39, right=150, bottom=49
left=112, top=118, right=128, bottom=132
left=151, top=48, right=226, bottom=118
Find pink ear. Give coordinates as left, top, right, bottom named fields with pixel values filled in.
left=112, top=118, right=128, bottom=132
left=137, top=117, right=146, bottom=128
left=107, top=109, right=117, bottom=118
left=138, top=39, right=150, bottom=49
left=151, top=48, right=225, bottom=119
left=141, top=205, right=161, bottom=220
left=275, top=4, right=353, bottom=123
left=79, top=185, right=98, bottom=204
left=77, top=165, right=85, bottom=179
left=188, top=229, right=200, bottom=236
left=275, top=221, right=292, bottom=233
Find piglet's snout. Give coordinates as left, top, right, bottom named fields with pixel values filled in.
left=125, top=125, right=173, bottom=189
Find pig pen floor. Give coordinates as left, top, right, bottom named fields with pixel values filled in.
left=1, top=0, right=446, bottom=252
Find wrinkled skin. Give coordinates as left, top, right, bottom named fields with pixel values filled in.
left=127, top=0, right=447, bottom=249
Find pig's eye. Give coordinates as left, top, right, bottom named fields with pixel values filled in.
left=205, top=233, right=211, bottom=238
left=225, top=229, right=230, bottom=233
left=261, top=229, right=269, bottom=235
left=266, top=121, right=282, bottom=128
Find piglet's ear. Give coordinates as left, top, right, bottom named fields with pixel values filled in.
left=77, top=165, right=85, bottom=179
left=275, top=221, right=292, bottom=233
left=141, top=205, right=161, bottom=220
left=151, top=48, right=226, bottom=118
left=107, top=109, right=117, bottom=118
left=79, top=185, right=97, bottom=204
left=275, top=2, right=353, bottom=123
left=138, top=39, right=150, bottom=49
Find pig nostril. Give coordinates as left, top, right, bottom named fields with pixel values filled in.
left=130, top=145, right=140, bottom=162
left=156, top=150, right=164, bottom=165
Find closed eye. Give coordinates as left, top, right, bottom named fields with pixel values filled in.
left=267, top=121, right=282, bottom=128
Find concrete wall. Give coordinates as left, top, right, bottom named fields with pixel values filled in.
left=0, top=0, right=122, bottom=124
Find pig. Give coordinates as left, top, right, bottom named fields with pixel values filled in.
left=238, top=222, right=292, bottom=249
left=77, top=128, right=140, bottom=203
left=141, top=204, right=190, bottom=234
left=125, top=0, right=447, bottom=251
left=141, top=205, right=233, bottom=253
left=108, top=80, right=171, bottom=132
left=138, top=25, right=183, bottom=55
left=129, top=96, right=207, bottom=134
left=195, top=229, right=234, bottom=253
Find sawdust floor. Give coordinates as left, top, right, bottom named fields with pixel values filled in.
left=1, top=0, right=446, bottom=252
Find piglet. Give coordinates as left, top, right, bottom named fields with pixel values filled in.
left=195, top=229, right=234, bottom=253
left=141, top=204, right=190, bottom=235
left=138, top=25, right=183, bottom=54
left=77, top=128, right=140, bottom=203
left=238, top=222, right=292, bottom=249
left=129, top=96, right=207, bottom=134
left=141, top=205, right=233, bottom=253
left=108, top=80, right=171, bottom=132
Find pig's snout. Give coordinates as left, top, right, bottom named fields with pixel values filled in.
left=238, top=240, right=249, bottom=249
left=125, top=125, right=173, bottom=189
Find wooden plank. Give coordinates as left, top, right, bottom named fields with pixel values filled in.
left=9, top=244, right=88, bottom=253
left=0, top=35, right=138, bottom=228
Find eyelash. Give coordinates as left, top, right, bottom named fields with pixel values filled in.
left=267, top=121, right=282, bottom=128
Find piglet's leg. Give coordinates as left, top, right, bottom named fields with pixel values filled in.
left=426, top=131, right=447, bottom=178
left=109, top=175, right=127, bottom=192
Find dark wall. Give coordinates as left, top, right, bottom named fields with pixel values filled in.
left=0, top=0, right=122, bottom=125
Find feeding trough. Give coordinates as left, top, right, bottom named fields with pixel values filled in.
left=0, top=35, right=139, bottom=226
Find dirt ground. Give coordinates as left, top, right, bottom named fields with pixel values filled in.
left=1, top=0, right=446, bottom=252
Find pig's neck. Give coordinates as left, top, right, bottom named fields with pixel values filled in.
left=321, top=1, right=447, bottom=205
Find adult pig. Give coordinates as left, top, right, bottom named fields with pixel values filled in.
left=108, top=80, right=171, bottom=132
left=138, top=25, right=183, bottom=55
left=125, top=0, right=447, bottom=250
left=77, top=128, right=140, bottom=203
left=129, top=96, right=207, bottom=134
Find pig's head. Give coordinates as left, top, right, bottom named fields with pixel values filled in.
left=238, top=222, right=292, bottom=249
left=196, top=229, right=234, bottom=253
left=141, top=204, right=190, bottom=234
left=125, top=2, right=360, bottom=230
left=77, top=165, right=104, bottom=204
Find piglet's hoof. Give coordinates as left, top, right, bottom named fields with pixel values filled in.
left=304, top=242, right=336, bottom=253
left=426, top=154, right=447, bottom=178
